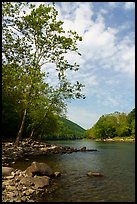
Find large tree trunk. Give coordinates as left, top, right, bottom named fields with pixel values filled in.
left=15, top=108, right=27, bottom=146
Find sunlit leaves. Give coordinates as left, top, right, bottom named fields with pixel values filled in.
left=2, top=2, right=85, bottom=141
left=86, top=110, right=135, bottom=139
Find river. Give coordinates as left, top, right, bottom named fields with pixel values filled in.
left=12, top=139, right=135, bottom=202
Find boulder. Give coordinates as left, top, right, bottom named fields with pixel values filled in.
left=20, top=177, right=34, bottom=186
left=25, top=161, right=54, bottom=177
left=87, top=172, right=104, bottom=177
left=33, top=176, right=50, bottom=188
left=2, top=167, right=14, bottom=177
left=80, top=146, right=86, bottom=151
left=20, top=175, right=50, bottom=188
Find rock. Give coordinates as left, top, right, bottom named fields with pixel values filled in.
left=40, top=147, right=48, bottom=151
left=23, top=189, right=35, bottom=196
left=22, top=186, right=27, bottom=190
left=87, top=172, right=104, bottom=177
left=20, top=177, right=34, bottom=186
left=25, top=161, right=54, bottom=177
left=7, top=186, right=17, bottom=191
left=2, top=184, right=6, bottom=190
left=54, top=171, right=61, bottom=177
left=21, top=196, right=27, bottom=202
left=14, top=199, right=22, bottom=202
left=8, top=181, right=15, bottom=186
left=86, top=149, right=97, bottom=152
left=5, top=175, right=14, bottom=179
left=33, top=176, right=50, bottom=188
left=2, top=167, right=14, bottom=177
left=80, top=146, right=86, bottom=151
left=15, top=176, right=22, bottom=182
left=6, top=192, right=16, bottom=197
left=24, top=158, right=29, bottom=161
left=5, top=143, right=12, bottom=147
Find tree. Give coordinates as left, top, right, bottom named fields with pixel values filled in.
left=2, top=2, right=85, bottom=145
left=131, top=119, right=135, bottom=136
left=85, top=110, right=135, bottom=139
left=2, top=93, right=20, bottom=139
left=115, top=112, right=131, bottom=137
left=89, top=114, right=117, bottom=139
left=26, top=88, right=67, bottom=140
left=127, top=108, right=135, bottom=124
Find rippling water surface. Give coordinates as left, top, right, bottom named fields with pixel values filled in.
left=13, top=139, right=135, bottom=202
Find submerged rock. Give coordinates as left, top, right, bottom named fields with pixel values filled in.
left=87, top=172, right=104, bottom=177
left=80, top=146, right=86, bottom=151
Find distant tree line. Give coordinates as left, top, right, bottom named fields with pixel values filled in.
left=85, top=108, right=135, bottom=139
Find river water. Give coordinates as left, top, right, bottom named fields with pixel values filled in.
left=12, top=139, right=135, bottom=202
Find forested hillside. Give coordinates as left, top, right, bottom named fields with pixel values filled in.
left=85, top=108, right=135, bottom=140
left=40, top=117, right=86, bottom=140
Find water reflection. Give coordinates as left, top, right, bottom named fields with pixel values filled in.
left=12, top=140, right=135, bottom=202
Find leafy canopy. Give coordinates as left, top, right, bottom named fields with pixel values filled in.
left=2, top=2, right=85, bottom=142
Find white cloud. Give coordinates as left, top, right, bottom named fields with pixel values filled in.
left=5, top=2, right=134, bottom=129
left=77, top=12, right=134, bottom=78
left=57, top=2, right=94, bottom=36
left=124, top=2, right=135, bottom=10
left=113, top=36, right=135, bottom=76
left=60, top=2, right=134, bottom=128
left=67, top=105, right=99, bottom=129
left=108, top=2, right=135, bottom=10
left=102, top=96, right=119, bottom=107
left=105, top=79, right=119, bottom=85
left=108, top=2, right=120, bottom=8
left=21, top=2, right=135, bottom=128
left=95, top=89, right=120, bottom=107
left=100, top=8, right=109, bottom=15
left=26, top=2, right=134, bottom=81
left=54, top=2, right=135, bottom=118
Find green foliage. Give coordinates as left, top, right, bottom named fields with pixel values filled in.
left=115, top=112, right=131, bottom=137
left=86, top=108, right=135, bottom=139
left=41, top=117, right=86, bottom=140
left=131, top=119, right=135, bottom=135
left=2, top=93, right=20, bottom=139
left=127, top=108, right=135, bottom=124
left=2, top=2, right=85, bottom=143
left=88, top=114, right=117, bottom=139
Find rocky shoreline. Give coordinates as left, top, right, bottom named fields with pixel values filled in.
left=2, top=161, right=61, bottom=202
left=2, top=139, right=97, bottom=202
left=2, top=139, right=97, bottom=166
left=95, top=138, right=135, bottom=142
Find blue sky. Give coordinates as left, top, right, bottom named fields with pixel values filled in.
left=33, top=2, right=135, bottom=129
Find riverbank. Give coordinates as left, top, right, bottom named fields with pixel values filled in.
left=2, top=139, right=97, bottom=202
left=2, top=139, right=97, bottom=166
left=95, top=137, right=135, bottom=142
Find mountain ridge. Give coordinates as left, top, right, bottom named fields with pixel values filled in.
left=43, top=117, right=86, bottom=140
